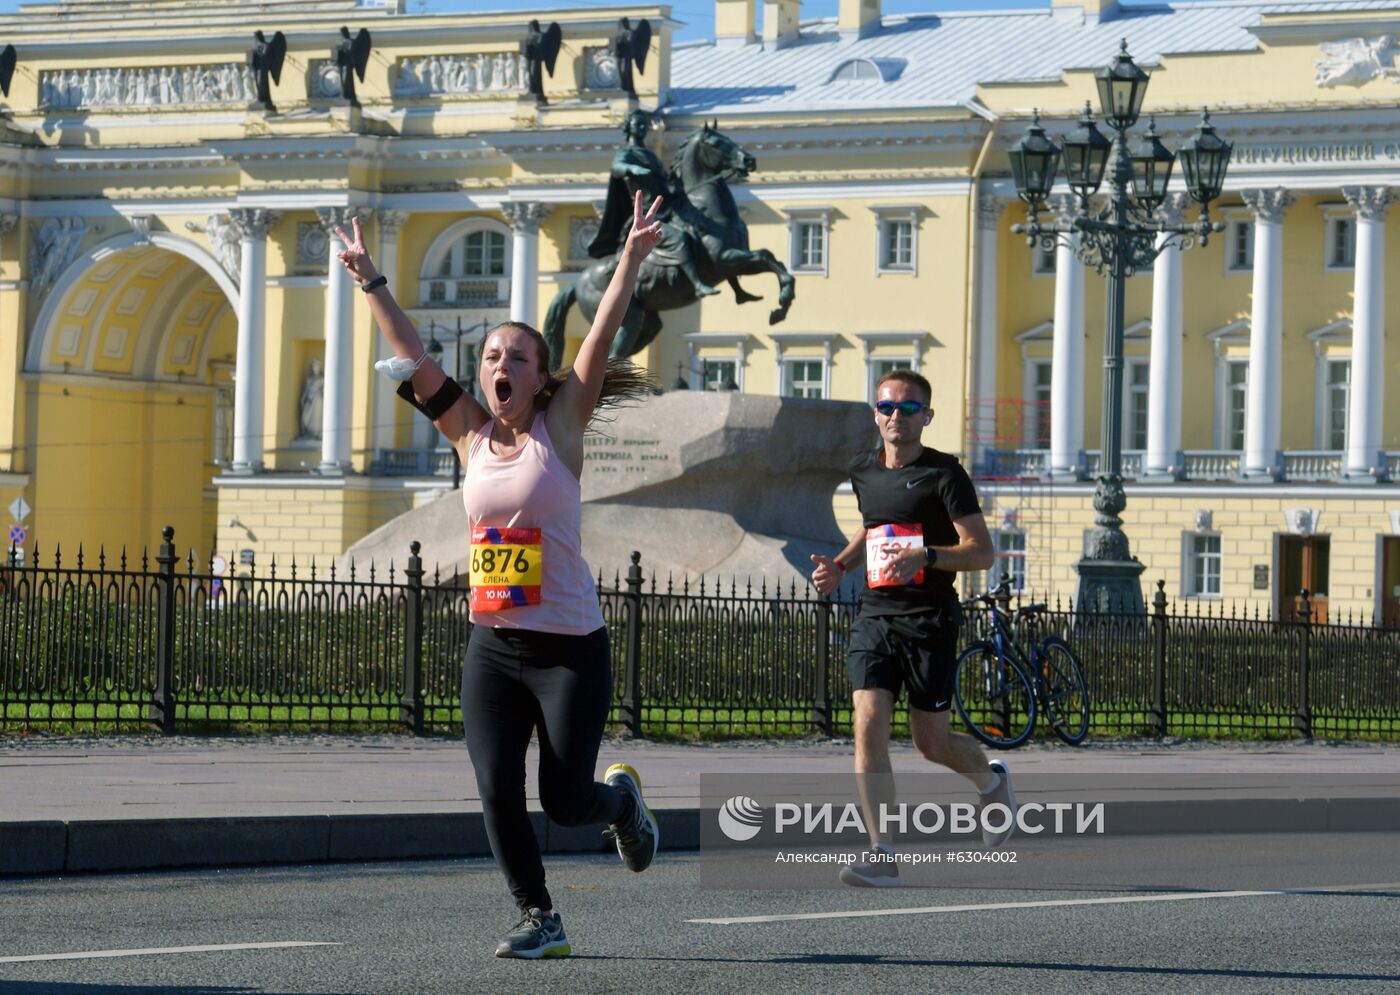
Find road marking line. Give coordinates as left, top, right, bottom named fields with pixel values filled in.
left=688, top=889, right=1311, bottom=925
left=0, top=941, right=340, bottom=964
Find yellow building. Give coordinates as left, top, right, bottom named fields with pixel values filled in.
left=2, top=0, right=1400, bottom=621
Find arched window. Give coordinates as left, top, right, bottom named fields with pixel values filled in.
left=420, top=220, right=511, bottom=307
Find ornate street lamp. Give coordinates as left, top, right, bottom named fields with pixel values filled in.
left=1009, top=42, right=1232, bottom=613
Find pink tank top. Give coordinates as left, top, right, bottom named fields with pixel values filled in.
left=463, top=413, right=605, bottom=635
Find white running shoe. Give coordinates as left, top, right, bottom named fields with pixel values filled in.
left=980, top=759, right=1017, bottom=848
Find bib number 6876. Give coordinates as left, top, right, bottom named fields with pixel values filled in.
left=471, top=546, right=530, bottom=575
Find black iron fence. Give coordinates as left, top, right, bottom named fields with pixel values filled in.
left=1, top=528, right=1397, bottom=741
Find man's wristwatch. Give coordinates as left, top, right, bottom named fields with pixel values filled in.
left=360, top=274, right=388, bottom=293
left=925, top=546, right=938, bottom=567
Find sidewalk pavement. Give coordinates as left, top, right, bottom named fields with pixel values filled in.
left=3, top=735, right=1398, bottom=876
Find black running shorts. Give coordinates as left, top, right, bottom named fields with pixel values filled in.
left=846, top=611, right=960, bottom=712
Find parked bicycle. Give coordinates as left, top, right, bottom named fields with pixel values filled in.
left=954, top=580, right=1090, bottom=748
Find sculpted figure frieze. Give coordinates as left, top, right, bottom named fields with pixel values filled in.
left=393, top=52, right=528, bottom=97
left=41, top=64, right=256, bottom=110
left=28, top=217, right=85, bottom=298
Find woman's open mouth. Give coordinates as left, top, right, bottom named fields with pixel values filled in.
left=494, top=379, right=512, bottom=404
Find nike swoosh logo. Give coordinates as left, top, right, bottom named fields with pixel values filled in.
left=905, top=478, right=925, bottom=489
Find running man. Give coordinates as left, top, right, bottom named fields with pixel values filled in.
left=334, top=192, right=664, bottom=958
left=811, top=369, right=1015, bottom=887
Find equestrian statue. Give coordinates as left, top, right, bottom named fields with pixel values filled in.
left=542, top=112, right=796, bottom=368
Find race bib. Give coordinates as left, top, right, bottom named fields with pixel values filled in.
left=469, top=526, right=543, bottom=612
left=865, top=524, right=924, bottom=588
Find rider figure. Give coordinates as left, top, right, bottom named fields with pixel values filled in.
left=589, top=110, right=720, bottom=297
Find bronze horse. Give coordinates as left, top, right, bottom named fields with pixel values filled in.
left=542, top=123, right=796, bottom=368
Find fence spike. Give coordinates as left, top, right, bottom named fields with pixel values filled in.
left=76, top=543, right=84, bottom=571
left=185, top=548, right=196, bottom=573
left=98, top=547, right=106, bottom=572
left=119, top=546, right=127, bottom=571
left=369, top=559, right=376, bottom=583
left=348, top=558, right=357, bottom=582
left=666, top=571, right=673, bottom=595
left=328, top=557, right=337, bottom=582
left=648, top=572, right=657, bottom=594
left=54, top=542, right=62, bottom=570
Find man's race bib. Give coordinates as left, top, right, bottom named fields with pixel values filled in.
left=865, top=524, right=924, bottom=588
left=469, top=526, right=543, bottom=611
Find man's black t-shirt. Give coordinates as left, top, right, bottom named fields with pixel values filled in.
left=848, top=446, right=982, bottom=617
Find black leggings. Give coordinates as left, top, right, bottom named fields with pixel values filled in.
left=462, top=624, right=625, bottom=912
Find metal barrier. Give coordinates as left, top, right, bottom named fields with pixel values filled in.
left=1, top=529, right=1397, bottom=740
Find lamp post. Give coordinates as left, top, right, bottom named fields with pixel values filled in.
left=1008, top=41, right=1233, bottom=613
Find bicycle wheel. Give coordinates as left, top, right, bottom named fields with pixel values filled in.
left=1037, top=636, right=1090, bottom=746
left=953, top=640, right=1036, bottom=749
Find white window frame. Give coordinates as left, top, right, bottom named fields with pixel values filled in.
left=1323, top=358, right=1350, bottom=451
left=992, top=528, right=1027, bottom=593
left=772, top=331, right=838, bottom=398
left=1321, top=204, right=1357, bottom=272
left=701, top=357, right=740, bottom=391
left=782, top=357, right=826, bottom=398
left=870, top=205, right=921, bottom=276
left=1123, top=356, right=1151, bottom=453
left=419, top=217, right=512, bottom=308
left=1307, top=319, right=1352, bottom=450
left=683, top=332, right=750, bottom=392
left=1222, top=209, right=1254, bottom=274
left=1207, top=320, right=1251, bottom=450
left=856, top=330, right=929, bottom=404
left=784, top=208, right=831, bottom=277
left=1182, top=531, right=1223, bottom=598
left=1014, top=321, right=1054, bottom=449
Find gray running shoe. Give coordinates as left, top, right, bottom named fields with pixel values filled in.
left=980, top=759, right=1017, bottom=848
left=839, top=856, right=902, bottom=888
left=494, top=908, right=570, bottom=959
left=604, top=762, right=659, bottom=872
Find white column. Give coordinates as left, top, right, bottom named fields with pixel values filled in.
left=1342, top=185, right=1392, bottom=481
left=317, top=206, right=361, bottom=475
left=501, top=202, right=553, bottom=327
left=373, top=210, right=409, bottom=458
left=1047, top=194, right=1084, bottom=479
left=971, top=195, right=1004, bottom=466
left=1145, top=193, right=1187, bottom=480
left=1241, top=188, right=1294, bottom=480
left=227, top=208, right=280, bottom=474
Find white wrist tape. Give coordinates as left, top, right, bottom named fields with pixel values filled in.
left=374, top=353, right=429, bottom=382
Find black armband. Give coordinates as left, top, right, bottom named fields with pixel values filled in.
left=397, top=377, right=464, bottom=421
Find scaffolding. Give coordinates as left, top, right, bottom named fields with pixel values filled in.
left=964, top=395, right=1055, bottom=601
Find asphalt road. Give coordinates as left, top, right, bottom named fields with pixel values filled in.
left=2, top=834, right=1398, bottom=995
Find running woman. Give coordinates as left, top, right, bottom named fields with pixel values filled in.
left=333, top=192, right=663, bottom=958
left=811, top=369, right=1015, bottom=888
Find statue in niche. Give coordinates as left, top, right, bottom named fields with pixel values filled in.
left=297, top=357, right=324, bottom=442
left=28, top=217, right=86, bottom=298
left=332, top=26, right=372, bottom=106
left=609, top=17, right=651, bottom=98
left=185, top=213, right=242, bottom=281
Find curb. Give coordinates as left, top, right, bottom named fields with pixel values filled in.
left=2, top=797, right=1394, bottom=876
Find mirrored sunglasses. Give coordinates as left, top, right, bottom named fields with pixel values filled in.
left=875, top=400, right=926, bottom=417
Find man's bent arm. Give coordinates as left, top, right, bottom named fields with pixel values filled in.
left=834, top=527, right=867, bottom=572
left=927, top=513, right=995, bottom=572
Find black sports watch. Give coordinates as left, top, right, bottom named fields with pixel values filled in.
left=360, top=274, right=388, bottom=293
left=924, top=546, right=938, bottom=567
